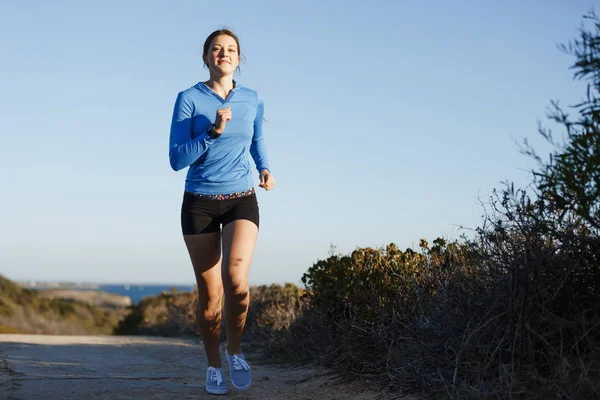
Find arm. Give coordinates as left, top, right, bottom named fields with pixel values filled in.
left=250, top=95, right=270, bottom=173
left=168, top=91, right=215, bottom=171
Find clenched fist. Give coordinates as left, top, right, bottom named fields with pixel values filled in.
left=214, top=106, right=232, bottom=134
left=259, top=169, right=275, bottom=191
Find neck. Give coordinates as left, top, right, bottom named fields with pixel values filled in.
left=204, top=74, right=235, bottom=99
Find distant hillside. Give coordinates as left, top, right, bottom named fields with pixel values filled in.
left=39, top=289, right=132, bottom=308
left=0, top=275, right=129, bottom=335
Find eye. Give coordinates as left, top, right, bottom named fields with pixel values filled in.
left=228, top=49, right=237, bottom=52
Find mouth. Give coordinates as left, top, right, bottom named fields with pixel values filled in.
left=218, top=59, right=231, bottom=65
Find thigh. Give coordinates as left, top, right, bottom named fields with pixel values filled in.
left=184, top=232, right=223, bottom=297
left=221, top=219, right=259, bottom=288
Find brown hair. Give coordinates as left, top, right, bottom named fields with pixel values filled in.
left=202, top=29, right=241, bottom=72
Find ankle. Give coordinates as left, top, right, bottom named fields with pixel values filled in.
left=226, top=346, right=241, bottom=355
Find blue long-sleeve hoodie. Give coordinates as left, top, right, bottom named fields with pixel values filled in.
left=169, top=81, right=270, bottom=195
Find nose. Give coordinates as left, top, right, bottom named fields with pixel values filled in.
left=218, top=48, right=226, bottom=57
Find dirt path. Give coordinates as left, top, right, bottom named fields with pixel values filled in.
left=0, top=334, right=395, bottom=400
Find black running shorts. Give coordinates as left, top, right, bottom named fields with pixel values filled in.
left=181, top=190, right=260, bottom=235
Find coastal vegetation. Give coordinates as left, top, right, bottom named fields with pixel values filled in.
left=0, top=275, right=129, bottom=335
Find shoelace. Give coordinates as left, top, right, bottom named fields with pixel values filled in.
left=231, top=355, right=251, bottom=371
left=210, top=369, right=223, bottom=386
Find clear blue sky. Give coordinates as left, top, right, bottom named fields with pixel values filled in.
left=0, top=0, right=595, bottom=285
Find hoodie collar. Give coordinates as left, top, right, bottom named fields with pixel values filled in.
left=195, top=80, right=243, bottom=102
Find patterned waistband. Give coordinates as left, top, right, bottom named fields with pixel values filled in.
left=185, top=187, right=255, bottom=200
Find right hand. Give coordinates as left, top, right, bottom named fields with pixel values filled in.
left=214, top=106, right=232, bottom=134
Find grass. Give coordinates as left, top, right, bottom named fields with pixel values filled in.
left=0, top=275, right=130, bottom=335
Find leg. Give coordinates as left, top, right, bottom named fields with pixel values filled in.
left=184, top=232, right=223, bottom=368
left=221, top=219, right=258, bottom=354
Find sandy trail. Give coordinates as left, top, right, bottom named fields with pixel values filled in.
left=0, top=334, right=393, bottom=400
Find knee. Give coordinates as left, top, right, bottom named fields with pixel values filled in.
left=223, top=257, right=250, bottom=299
left=224, top=256, right=248, bottom=282
left=224, top=282, right=249, bottom=305
left=197, top=286, right=223, bottom=312
left=226, top=256, right=246, bottom=271
left=223, top=273, right=247, bottom=294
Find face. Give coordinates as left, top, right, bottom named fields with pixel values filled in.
left=204, top=34, right=240, bottom=75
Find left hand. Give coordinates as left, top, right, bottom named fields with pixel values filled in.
left=259, top=169, right=275, bottom=191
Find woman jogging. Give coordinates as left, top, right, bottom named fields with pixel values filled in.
left=168, top=28, right=275, bottom=395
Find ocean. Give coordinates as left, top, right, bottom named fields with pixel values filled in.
left=96, top=284, right=196, bottom=304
